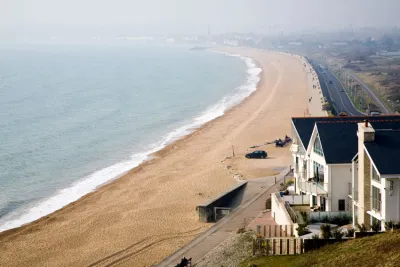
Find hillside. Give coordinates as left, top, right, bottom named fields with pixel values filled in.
left=240, top=231, right=400, bottom=267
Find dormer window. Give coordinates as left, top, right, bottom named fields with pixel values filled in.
left=313, top=134, right=323, bottom=156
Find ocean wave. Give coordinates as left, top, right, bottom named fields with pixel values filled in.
left=0, top=51, right=262, bottom=232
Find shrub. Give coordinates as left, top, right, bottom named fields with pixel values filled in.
left=321, top=215, right=329, bottom=223
left=311, top=234, right=320, bottom=240
left=371, top=221, right=381, bottom=233
left=320, top=224, right=332, bottom=239
left=310, top=214, right=352, bottom=226
left=346, top=228, right=355, bottom=237
left=300, top=211, right=309, bottom=225
left=332, top=228, right=344, bottom=240
left=383, top=220, right=400, bottom=231
left=310, top=217, right=317, bottom=224
left=285, top=179, right=294, bottom=186
left=329, top=214, right=352, bottom=226
left=356, top=223, right=367, bottom=232
left=385, top=220, right=395, bottom=231
left=296, top=224, right=310, bottom=236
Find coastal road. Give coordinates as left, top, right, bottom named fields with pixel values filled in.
left=312, top=63, right=365, bottom=116
left=347, top=73, right=391, bottom=114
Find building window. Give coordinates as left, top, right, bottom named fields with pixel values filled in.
left=313, top=134, right=323, bottom=156
left=372, top=165, right=380, bottom=182
left=338, top=199, right=345, bottom=211
left=313, top=161, right=324, bottom=183
left=372, top=186, right=381, bottom=212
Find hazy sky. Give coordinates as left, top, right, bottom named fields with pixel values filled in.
left=1, top=0, right=400, bottom=42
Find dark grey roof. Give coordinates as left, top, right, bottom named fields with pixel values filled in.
left=292, top=115, right=400, bottom=149
left=365, top=130, right=400, bottom=175
left=316, top=123, right=358, bottom=164
left=369, top=121, right=400, bottom=130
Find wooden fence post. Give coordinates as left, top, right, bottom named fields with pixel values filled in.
left=287, top=238, right=290, bottom=254
left=273, top=239, right=276, bottom=255
left=300, top=239, right=304, bottom=254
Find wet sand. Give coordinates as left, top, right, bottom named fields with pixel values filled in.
left=0, top=47, right=309, bottom=266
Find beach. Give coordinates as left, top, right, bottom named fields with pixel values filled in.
left=0, top=47, right=309, bottom=266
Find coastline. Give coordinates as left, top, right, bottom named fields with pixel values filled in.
left=0, top=49, right=260, bottom=233
left=0, top=47, right=309, bottom=267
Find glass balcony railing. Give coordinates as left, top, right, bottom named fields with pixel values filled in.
left=298, top=180, right=328, bottom=195
left=372, top=198, right=381, bottom=213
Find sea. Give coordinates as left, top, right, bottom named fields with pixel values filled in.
left=0, top=44, right=261, bottom=232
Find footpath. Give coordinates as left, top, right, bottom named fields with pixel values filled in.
left=156, top=168, right=290, bottom=267
left=300, top=56, right=328, bottom=117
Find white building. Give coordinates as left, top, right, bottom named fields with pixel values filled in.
left=291, top=116, right=400, bottom=214
left=298, top=122, right=357, bottom=212
left=351, top=120, right=400, bottom=231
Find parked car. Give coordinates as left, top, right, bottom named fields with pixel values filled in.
left=340, top=89, right=345, bottom=92
left=328, top=80, right=334, bottom=84
left=370, top=111, right=381, bottom=116
left=339, top=111, right=348, bottom=116
left=245, top=150, right=267, bottom=159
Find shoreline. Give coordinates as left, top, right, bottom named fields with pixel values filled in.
left=0, top=47, right=309, bottom=267
left=0, top=49, right=260, bottom=233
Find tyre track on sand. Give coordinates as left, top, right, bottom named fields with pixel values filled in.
left=87, top=227, right=207, bottom=267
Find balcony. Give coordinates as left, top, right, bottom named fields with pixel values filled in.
left=298, top=180, right=328, bottom=195
left=372, top=198, right=381, bottom=213
left=348, top=183, right=359, bottom=201
left=367, top=199, right=383, bottom=220
left=290, top=144, right=299, bottom=153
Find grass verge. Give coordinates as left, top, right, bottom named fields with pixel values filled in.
left=240, top=230, right=400, bottom=267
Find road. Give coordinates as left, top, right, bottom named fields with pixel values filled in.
left=157, top=170, right=289, bottom=267
left=347, top=73, right=391, bottom=114
left=312, top=63, right=365, bottom=116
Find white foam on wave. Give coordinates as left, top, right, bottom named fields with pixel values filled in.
left=0, top=51, right=262, bottom=232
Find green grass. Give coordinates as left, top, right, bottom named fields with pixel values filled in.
left=240, top=231, right=400, bottom=267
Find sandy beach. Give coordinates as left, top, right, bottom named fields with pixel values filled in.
left=0, top=47, right=309, bottom=266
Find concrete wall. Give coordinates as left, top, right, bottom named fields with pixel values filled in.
left=330, top=164, right=352, bottom=212
left=197, top=182, right=247, bottom=222
left=384, top=179, right=400, bottom=222
left=271, top=193, right=294, bottom=225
